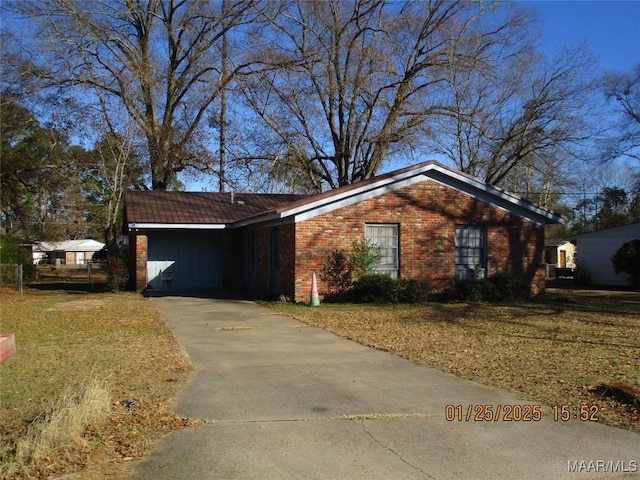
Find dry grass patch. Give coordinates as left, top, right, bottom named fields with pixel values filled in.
left=271, top=289, right=640, bottom=433
left=0, top=287, right=198, bottom=479
left=3, top=379, right=111, bottom=479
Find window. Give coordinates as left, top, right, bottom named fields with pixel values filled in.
left=365, top=224, right=399, bottom=278
left=455, top=226, right=486, bottom=280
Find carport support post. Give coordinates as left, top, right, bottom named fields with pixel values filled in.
left=133, top=233, right=148, bottom=292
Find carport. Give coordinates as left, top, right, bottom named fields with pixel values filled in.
left=146, top=230, right=223, bottom=290
left=125, top=190, right=305, bottom=293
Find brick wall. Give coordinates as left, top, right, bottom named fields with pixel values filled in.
left=131, top=233, right=147, bottom=292
left=248, top=223, right=296, bottom=299
left=292, top=178, right=546, bottom=302
left=279, top=223, right=296, bottom=299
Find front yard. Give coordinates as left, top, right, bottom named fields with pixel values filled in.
left=271, top=288, right=640, bottom=433
left=1, top=285, right=637, bottom=478
left=0, top=287, right=197, bottom=479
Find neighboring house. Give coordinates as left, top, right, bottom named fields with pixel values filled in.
left=124, top=161, right=564, bottom=302
left=32, top=239, right=106, bottom=265
left=544, top=239, right=576, bottom=276
left=567, top=222, right=640, bottom=287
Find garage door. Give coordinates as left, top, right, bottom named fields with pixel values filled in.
left=147, top=231, right=222, bottom=290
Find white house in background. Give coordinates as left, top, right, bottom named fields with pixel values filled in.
left=545, top=239, right=576, bottom=270
left=567, top=222, right=640, bottom=287
left=32, top=239, right=105, bottom=265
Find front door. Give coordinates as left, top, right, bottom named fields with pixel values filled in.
left=269, top=227, right=280, bottom=294
left=559, top=250, right=567, bottom=268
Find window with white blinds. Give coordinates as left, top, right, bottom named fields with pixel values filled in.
left=455, top=225, right=486, bottom=280
left=365, top=224, right=399, bottom=278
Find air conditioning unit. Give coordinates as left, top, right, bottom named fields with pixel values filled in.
left=455, top=266, right=485, bottom=281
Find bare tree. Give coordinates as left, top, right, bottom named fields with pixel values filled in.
left=240, top=0, right=574, bottom=191
left=241, top=0, right=478, bottom=189
left=9, top=0, right=264, bottom=190
left=424, top=11, right=596, bottom=195
left=83, top=123, right=142, bottom=248
left=601, top=63, right=640, bottom=164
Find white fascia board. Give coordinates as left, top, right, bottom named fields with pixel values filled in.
left=287, top=164, right=436, bottom=219
left=290, top=163, right=561, bottom=226
left=128, top=223, right=227, bottom=230
left=231, top=212, right=283, bottom=228
left=424, top=167, right=561, bottom=225
left=235, top=164, right=438, bottom=228
left=294, top=175, right=426, bottom=223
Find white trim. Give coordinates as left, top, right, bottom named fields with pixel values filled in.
left=288, top=167, right=557, bottom=226
left=285, top=166, right=429, bottom=218
left=424, top=165, right=561, bottom=223
left=424, top=172, right=546, bottom=226
left=294, top=175, right=425, bottom=223
left=128, top=162, right=564, bottom=230
left=282, top=162, right=562, bottom=226
left=232, top=213, right=283, bottom=228
left=128, top=223, right=226, bottom=230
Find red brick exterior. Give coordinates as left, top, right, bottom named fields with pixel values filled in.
left=131, top=233, right=147, bottom=292
left=246, top=223, right=296, bottom=299
left=129, top=179, right=547, bottom=300
left=292, top=179, right=546, bottom=303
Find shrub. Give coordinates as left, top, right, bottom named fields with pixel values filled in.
left=611, top=239, right=640, bottom=289
left=488, top=273, right=529, bottom=301
left=396, top=278, right=430, bottom=303
left=348, top=239, right=380, bottom=280
left=455, top=278, right=497, bottom=303
left=0, top=236, right=36, bottom=280
left=352, top=274, right=398, bottom=303
left=106, top=254, right=129, bottom=292
left=320, top=250, right=352, bottom=294
left=455, top=273, right=531, bottom=303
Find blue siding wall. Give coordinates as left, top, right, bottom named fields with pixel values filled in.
left=147, top=231, right=222, bottom=289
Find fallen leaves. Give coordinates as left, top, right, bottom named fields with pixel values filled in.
left=0, top=287, right=196, bottom=479
left=271, top=289, right=640, bottom=433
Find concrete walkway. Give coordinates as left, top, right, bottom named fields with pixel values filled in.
left=132, top=297, right=639, bottom=480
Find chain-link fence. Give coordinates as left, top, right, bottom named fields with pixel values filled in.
left=0, top=264, right=23, bottom=293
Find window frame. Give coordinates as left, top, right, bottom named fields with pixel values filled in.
left=454, top=225, right=487, bottom=280
left=364, top=223, right=400, bottom=278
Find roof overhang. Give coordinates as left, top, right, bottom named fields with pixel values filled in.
left=125, top=161, right=564, bottom=231
left=234, top=162, right=564, bottom=227
left=127, top=223, right=227, bottom=231
left=424, top=166, right=565, bottom=225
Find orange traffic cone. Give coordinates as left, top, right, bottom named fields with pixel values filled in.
left=309, top=272, right=320, bottom=306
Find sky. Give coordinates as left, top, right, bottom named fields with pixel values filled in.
left=365, top=0, right=640, bottom=188
left=187, top=1, right=640, bottom=191
left=529, top=0, right=640, bottom=73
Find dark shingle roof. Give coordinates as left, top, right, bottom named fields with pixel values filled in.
left=125, top=191, right=308, bottom=225
left=125, top=160, right=564, bottom=228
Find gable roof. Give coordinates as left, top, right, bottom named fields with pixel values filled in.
left=235, top=161, right=564, bottom=227
left=565, top=222, right=640, bottom=240
left=125, top=161, right=564, bottom=231
left=35, top=239, right=105, bottom=252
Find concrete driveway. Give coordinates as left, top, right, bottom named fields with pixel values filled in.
left=132, top=296, right=639, bottom=480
